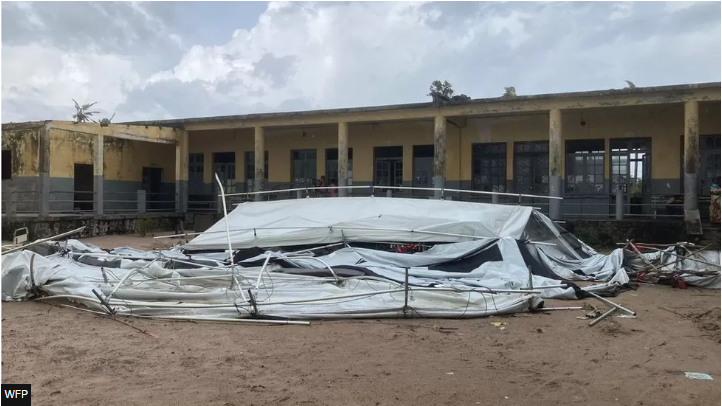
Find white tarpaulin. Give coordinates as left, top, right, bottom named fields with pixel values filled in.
left=186, top=197, right=535, bottom=250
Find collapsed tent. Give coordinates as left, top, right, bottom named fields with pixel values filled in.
left=624, top=243, right=721, bottom=289
left=187, top=197, right=628, bottom=285
left=2, top=197, right=643, bottom=322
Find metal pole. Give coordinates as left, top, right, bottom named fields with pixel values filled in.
left=404, top=267, right=409, bottom=317
left=615, top=186, right=624, bottom=220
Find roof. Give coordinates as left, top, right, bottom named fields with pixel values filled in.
left=120, top=82, right=721, bottom=128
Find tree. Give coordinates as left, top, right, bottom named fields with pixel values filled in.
left=451, top=94, right=471, bottom=102
left=624, top=80, right=636, bottom=89
left=72, top=99, right=100, bottom=124
left=428, top=80, right=454, bottom=99
left=503, top=86, right=517, bottom=97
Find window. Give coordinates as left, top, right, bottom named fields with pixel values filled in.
left=471, top=143, right=506, bottom=192
left=610, top=138, right=651, bottom=195
left=291, top=149, right=317, bottom=188
left=189, top=153, right=203, bottom=174
left=514, top=141, right=549, bottom=195
left=244, top=151, right=269, bottom=192
left=565, top=140, right=605, bottom=194
left=325, top=148, right=353, bottom=186
left=2, top=150, right=11, bottom=180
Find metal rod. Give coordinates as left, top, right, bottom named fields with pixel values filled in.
left=403, top=267, right=409, bottom=318
left=585, top=291, right=636, bottom=316
left=589, top=307, right=616, bottom=327
left=215, top=173, right=248, bottom=302
left=1, top=226, right=86, bottom=255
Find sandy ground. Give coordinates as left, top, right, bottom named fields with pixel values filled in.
left=1, top=236, right=721, bottom=406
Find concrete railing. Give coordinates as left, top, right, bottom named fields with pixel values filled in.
left=2, top=189, right=177, bottom=217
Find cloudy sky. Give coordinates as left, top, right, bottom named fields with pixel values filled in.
left=2, top=1, right=720, bottom=123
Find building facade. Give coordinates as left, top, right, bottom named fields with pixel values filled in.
left=2, top=82, right=720, bottom=222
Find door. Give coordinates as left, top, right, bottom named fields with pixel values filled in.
left=142, top=167, right=163, bottom=211
left=611, top=138, right=651, bottom=216
left=412, top=145, right=434, bottom=197
left=374, top=146, right=403, bottom=195
left=212, top=152, right=236, bottom=196
left=514, top=142, right=549, bottom=210
left=291, top=149, right=317, bottom=189
left=74, top=163, right=94, bottom=212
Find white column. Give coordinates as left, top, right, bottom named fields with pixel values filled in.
left=338, top=122, right=348, bottom=197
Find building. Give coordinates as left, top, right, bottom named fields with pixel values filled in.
left=2, top=82, right=720, bottom=232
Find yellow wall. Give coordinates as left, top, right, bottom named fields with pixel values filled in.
left=47, top=128, right=175, bottom=182
left=1, top=127, right=39, bottom=177
left=186, top=102, right=720, bottom=185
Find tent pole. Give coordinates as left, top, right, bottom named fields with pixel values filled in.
left=403, top=267, right=409, bottom=318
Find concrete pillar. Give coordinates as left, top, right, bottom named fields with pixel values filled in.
left=93, top=135, right=104, bottom=216
left=254, top=126, right=265, bottom=202
left=683, top=101, right=699, bottom=212
left=433, top=115, right=446, bottom=199
left=548, top=108, right=563, bottom=220
left=38, top=124, right=50, bottom=217
left=5, top=186, right=16, bottom=217
left=137, top=190, right=146, bottom=214
left=338, top=122, right=349, bottom=197
left=615, top=186, right=624, bottom=220
left=175, top=130, right=189, bottom=213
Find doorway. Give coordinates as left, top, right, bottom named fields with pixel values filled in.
left=291, top=149, right=317, bottom=188
left=412, top=145, right=434, bottom=197
left=374, top=146, right=403, bottom=194
left=513, top=141, right=549, bottom=210
left=74, top=163, right=94, bottom=212
left=142, top=167, right=163, bottom=211
left=610, top=138, right=651, bottom=216
left=212, top=152, right=236, bottom=195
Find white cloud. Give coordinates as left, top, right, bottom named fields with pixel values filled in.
left=1, top=1, right=720, bottom=122
left=609, top=2, right=633, bottom=21
left=2, top=43, right=141, bottom=120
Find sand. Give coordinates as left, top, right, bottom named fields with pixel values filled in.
left=1, top=236, right=720, bottom=406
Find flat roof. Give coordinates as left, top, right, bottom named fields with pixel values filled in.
left=2, top=82, right=720, bottom=129
left=120, top=82, right=720, bottom=128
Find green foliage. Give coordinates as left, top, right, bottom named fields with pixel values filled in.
left=624, top=80, right=636, bottom=89
left=503, top=86, right=517, bottom=97
left=451, top=94, right=471, bottom=101
left=72, top=99, right=100, bottom=124
left=428, top=80, right=454, bottom=99
left=136, top=218, right=159, bottom=237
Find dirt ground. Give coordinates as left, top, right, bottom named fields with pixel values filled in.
left=1, top=236, right=720, bottom=406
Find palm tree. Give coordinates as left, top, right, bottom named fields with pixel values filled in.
left=72, top=99, right=100, bottom=124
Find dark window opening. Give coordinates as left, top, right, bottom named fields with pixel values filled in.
left=565, top=139, right=605, bottom=195
left=2, top=150, right=11, bottom=180
left=471, top=143, right=507, bottom=193
left=74, top=163, right=94, bottom=212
